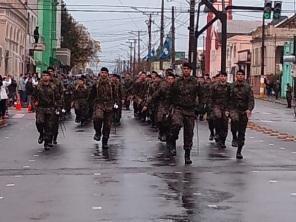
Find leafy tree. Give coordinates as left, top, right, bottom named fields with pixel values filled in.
left=61, top=2, right=100, bottom=68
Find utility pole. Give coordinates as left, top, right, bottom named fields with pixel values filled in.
left=147, top=14, right=152, bottom=71
left=128, top=42, right=133, bottom=74
left=260, top=15, right=266, bottom=96
left=133, top=39, right=137, bottom=75
left=160, top=0, right=165, bottom=70
left=188, top=0, right=196, bottom=70
left=221, top=0, right=227, bottom=73
left=171, top=6, right=176, bottom=69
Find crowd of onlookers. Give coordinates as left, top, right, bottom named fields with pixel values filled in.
left=0, top=73, right=40, bottom=121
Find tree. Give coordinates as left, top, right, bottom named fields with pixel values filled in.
left=61, top=2, right=100, bottom=68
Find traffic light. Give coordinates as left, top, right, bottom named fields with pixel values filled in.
left=264, top=0, right=272, bottom=19
left=273, top=1, right=282, bottom=20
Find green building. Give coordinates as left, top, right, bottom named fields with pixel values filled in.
left=34, top=0, right=58, bottom=73
left=282, top=41, right=295, bottom=97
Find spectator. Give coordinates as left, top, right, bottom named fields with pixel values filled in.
left=18, top=74, right=27, bottom=105
left=7, top=76, right=17, bottom=106
left=25, top=77, right=34, bottom=110
left=273, top=80, right=281, bottom=100
left=0, top=75, right=12, bottom=119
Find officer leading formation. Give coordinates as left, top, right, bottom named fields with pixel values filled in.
left=33, top=64, right=254, bottom=164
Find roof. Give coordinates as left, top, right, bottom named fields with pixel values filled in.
left=217, top=20, right=262, bottom=35
left=275, top=14, right=296, bottom=28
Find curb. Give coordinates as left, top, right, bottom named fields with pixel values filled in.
left=255, top=95, right=289, bottom=106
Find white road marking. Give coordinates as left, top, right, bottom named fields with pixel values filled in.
left=94, top=173, right=101, bottom=176
left=92, top=206, right=102, bottom=210
left=0, top=196, right=4, bottom=200
left=12, top=114, right=25, bottom=119
left=208, top=205, right=218, bottom=208
left=6, top=184, right=15, bottom=187
left=269, top=180, right=278, bottom=183
left=280, top=147, right=286, bottom=150
left=291, top=193, right=296, bottom=196
left=28, top=160, right=35, bottom=162
left=23, top=166, right=30, bottom=169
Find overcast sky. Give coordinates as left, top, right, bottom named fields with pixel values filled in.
left=65, top=0, right=296, bottom=70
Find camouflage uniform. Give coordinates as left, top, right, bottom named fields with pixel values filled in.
left=112, top=78, right=123, bottom=125
left=89, top=77, right=119, bottom=146
left=33, top=81, right=59, bottom=147
left=51, top=77, right=64, bottom=143
left=132, top=79, right=147, bottom=118
left=122, top=78, right=133, bottom=110
left=209, top=81, right=231, bottom=147
left=63, top=79, right=74, bottom=114
left=229, top=81, right=254, bottom=158
left=145, top=80, right=171, bottom=141
left=167, top=76, right=203, bottom=154
left=73, top=85, right=89, bottom=124
left=203, top=80, right=215, bottom=139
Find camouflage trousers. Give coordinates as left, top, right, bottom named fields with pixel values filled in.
left=74, top=100, right=89, bottom=122
left=93, top=104, right=113, bottom=140
left=230, top=110, right=248, bottom=147
left=212, top=106, right=229, bottom=142
left=167, top=108, right=195, bottom=150
left=156, top=104, right=170, bottom=136
left=36, top=107, right=57, bottom=143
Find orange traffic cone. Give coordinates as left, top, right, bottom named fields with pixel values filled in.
left=16, top=102, right=22, bottom=111
left=27, top=104, right=32, bottom=112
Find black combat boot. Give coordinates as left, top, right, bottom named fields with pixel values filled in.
left=93, top=133, right=101, bottom=141
left=170, top=141, right=176, bottom=156
left=209, top=133, right=214, bottom=141
left=102, top=138, right=109, bottom=149
left=185, top=149, right=192, bottom=165
left=232, top=139, right=238, bottom=147
left=38, top=134, right=44, bottom=144
left=218, top=138, right=226, bottom=149
left=236, top=146, right=243, bottom=159
left=53, top=134, right=58, bottom=145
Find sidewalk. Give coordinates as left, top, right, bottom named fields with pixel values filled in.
left=255, top=94, right=292, bottom=107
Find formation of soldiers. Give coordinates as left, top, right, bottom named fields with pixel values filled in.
left=32, top=64, right=254, bottom=164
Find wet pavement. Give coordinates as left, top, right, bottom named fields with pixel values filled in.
left=0, top=99, right=296, bottom=221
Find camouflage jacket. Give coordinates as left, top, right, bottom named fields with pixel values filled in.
left=74, top=85, right=89, bottom=101
left=32, top=81, right=59, bottom=108
left=229, top=81, right=255, bottom=112
left=89, top=77, right=119, bottom=108
left=146, top=81, right=171, bottom=108
left=209, top=82, right=231, bottom=109
left=169, top=76, right=203, bottom=110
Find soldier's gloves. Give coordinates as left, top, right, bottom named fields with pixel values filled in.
left=246, top=110, right=252, bottom=118
left=55, top=110, right=60, bottom=115
left=225, top=111, right=230, bottom=117
left=62, top=109, right=66, bottom=113
left=142, top=106, right=148, bottom=112
left=114, top=104, right=119, bottom=109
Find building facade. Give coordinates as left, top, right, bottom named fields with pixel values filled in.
left=251, top=15, right=296, bottom=94
left=0, top=0, right=28, bottom=78
left=34, top=0, right=58, bottom=72
left=226, top=35, right=252, bottom=82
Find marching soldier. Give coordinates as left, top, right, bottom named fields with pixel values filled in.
left=209, top=72, right=231, bottom=149
left=89, top=67, right=119, bottom=149
left=143, top=73, right=175, bottom=142
left=63, top=76, right=74, bottom=115
left=167, top=63, right=203, bottom=164
left=229, top=70, right=255, bottom=159
left=32, top=71, right=59, bottom=150
left=203, top=75, right=215, bottom=141
left=132, top=72, right=147, bottom=118
left=73, top=77, right=89, bottom=126
left=47, top=67, right=64, bottom=145
left=122, top=73, right=133, bottom=110
left=111, top=74, right=123, bottom=126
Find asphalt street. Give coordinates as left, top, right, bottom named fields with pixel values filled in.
left=0, top=99, right=296, bottom=222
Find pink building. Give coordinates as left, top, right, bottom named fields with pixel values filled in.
left=206, top=20, right=261, bottom=77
